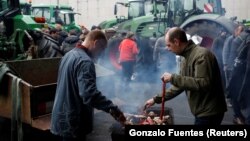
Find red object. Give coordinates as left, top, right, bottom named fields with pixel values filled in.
left=147, top=117, right=154, bottom=125
left=160, top=82, right=166, bottom=120
left=34, top=17, right=46, bottom=23
left=119, top=39, right=139, bottom=62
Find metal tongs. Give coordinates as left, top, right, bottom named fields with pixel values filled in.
left=142, top=80, right=166, bottom=120
left=160, top=80, right=166, bottom=120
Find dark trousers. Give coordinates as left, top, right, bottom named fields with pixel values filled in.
left=231, top=95, right=245, bottom=119
left=224, top=69, right=232, bottom=89
left=194, top=113, right=224, bottom=125
left=120, top=61, right=135, bottom=83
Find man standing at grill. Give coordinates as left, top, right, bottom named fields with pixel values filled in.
left=51, top=30, right=126, bottom=141
left=144, top=27, right=227, bottom=125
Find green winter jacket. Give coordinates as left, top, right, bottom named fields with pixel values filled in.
left=154, top=41, right=227, bottom=117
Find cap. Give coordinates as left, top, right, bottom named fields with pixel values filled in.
left=126, top=31, right=135, bottom=38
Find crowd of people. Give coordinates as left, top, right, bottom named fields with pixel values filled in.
left=40, top=24, right=102, bottom=56
left=145, top=25, right=250, bottom=125
left=145, top=27, right=227, bottom=125
left=45, top=20, right=250, bottom=140
left=208, top=24, right=250, bottom=125
left=222, top=25, right=250, bottom=125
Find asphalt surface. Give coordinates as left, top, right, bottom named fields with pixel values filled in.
left=85, top=80, right=235, bottom=141
left=0, top=80, right=235, bottom=141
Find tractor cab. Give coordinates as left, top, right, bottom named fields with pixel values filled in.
left=168, top=0, right=225, bottom=26
left=113, top=0, right=147, bottom=25
left=31, top=4, right=81, bottom=32
left=100, top=0, right=168, bottom=30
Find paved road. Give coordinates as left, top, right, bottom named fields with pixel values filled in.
left=0, top=81, right=234, bottom=141
left=86, top=80, right=235, bottom=141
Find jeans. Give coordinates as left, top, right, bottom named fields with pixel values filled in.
left=120, top=61, right=135, bottom=83
left=232, top=97, right=245, bottom=119
left=194, top=113, right=224, bottom=125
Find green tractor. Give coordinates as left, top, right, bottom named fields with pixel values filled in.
left=0, top=1, right=113, bottom=139
left=30, top=4, right=81, bottom=32
left=114, top=0, right=169, bottom=37
left=20, top=0, right=32, bottom=15
left=99, top=0, right=164, bottom=30
left=242, top=18, right=250, bottom=27
left=100, top=0, right=169, bottom=70
left=0, top=0, right=64, bottom=60
left=101, top=0, right=237, bottom=81
left=0, top=0, right=64, bottom=138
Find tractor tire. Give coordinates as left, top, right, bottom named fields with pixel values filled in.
left=100, top=37, right=123, bottom=71
left=181, top=19, right=236, bottom=49
left=26, top=30, right=63, bottom=58
left=99, top=35, right=156, bottom=82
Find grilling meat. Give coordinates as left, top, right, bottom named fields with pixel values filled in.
left=124, top=111, right=171, bottom=125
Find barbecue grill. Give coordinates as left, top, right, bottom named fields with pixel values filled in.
left=110, top=106, right=174, bottom=141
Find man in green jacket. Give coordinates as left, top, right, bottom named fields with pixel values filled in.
left=144, top=27, right=227, bottom=125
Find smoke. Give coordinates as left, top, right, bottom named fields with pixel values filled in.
left=96, top=36, right=179, bottom=114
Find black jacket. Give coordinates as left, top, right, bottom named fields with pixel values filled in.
left=229, top=29, right=250, bottom=108
left=61, top=35, right=80, bottom=54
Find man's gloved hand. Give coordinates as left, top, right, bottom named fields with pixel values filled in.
left=144, top=98, right=155, bottom=110
left=109, top=106, right=126, bottom=125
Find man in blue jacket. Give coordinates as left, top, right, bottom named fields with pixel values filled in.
left=51, top=30, right=126, bottom=141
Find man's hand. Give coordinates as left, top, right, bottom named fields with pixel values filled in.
left=109, top=107, right=126, bottom=125
left=161, top=72, right=172, bottom=83
left=144, top=98, right=155, bottom=110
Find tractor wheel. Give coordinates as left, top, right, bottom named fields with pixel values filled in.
left=182, top=20, right=234, bottom=49
left=101, top=37, right=123, bottom=71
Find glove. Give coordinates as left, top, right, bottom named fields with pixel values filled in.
left=144, top=98, right=155, bottom=110
left=109, top=106, right=126, bottom=125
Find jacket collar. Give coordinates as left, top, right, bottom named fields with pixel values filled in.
left=76, top=43, right=93, bottom=58
left=180, top=40, right=196, bottom=58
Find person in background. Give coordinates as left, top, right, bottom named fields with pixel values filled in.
left=153, top=27, right=177, bottom=74
left=223, top=25, right=244, bottom=88
left=236, top=27, right=250, bottom=125
left=80, top=24, right=89, bottom=34
left=211, top=30, right=228, bottom=93
left=55, top=23, right=68, bottom=46
left=50, top=30, right=126, bottom=141
left=144, top=27, right=227, bottom=125
left=118, top=31, right=139, bottom=86
left=228, top=27, right=250, bottom=125
left=41, top=28, right=50, bottom=34
left=79, top=30, right=89, bottom=41
left=222, top=25, right=245, bottom=124
left=49, top=28, right=60, bottom=42
left=61, top=29, right=80, bottom=54
left=91, top=25, right=102, bottom=31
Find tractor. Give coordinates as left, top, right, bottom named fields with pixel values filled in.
left=0, top=0, right=64, bottom=140
left=99, top=0, right=165, bottom=30
left=20, top=0, right=32, bottom=15
left=100, top=0, right=169, bottom=71
left=30, top=4, right=81, bottom=33
left=100, top=0, right=237, bottom=82
left=0, top=0, right=63, bottom=61
left=242, top=18, right=250, bottom=27
left=0, top=1, right=114, bottom=140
